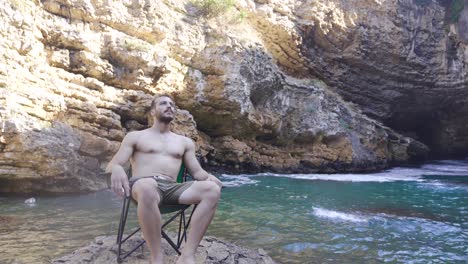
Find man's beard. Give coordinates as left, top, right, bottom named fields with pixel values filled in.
left=158, top=115, right=174, bottom=123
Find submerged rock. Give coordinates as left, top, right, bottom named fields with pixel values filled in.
left=52, top=234, right=276, bottom=264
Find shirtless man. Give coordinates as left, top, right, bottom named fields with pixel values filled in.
left=106, top=95, right=222, bottom=264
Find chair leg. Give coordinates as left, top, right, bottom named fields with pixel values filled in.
left=183, top=205, right=197, bottom=242
left=117, top=203, right=198, bottom=260
left=117, top=197, right=128, bottom=243
left=177, top=209, right=185, bottom=247
left=160, top=205, right=198, bottom=255
left=175, top=205, right=198, bottom=252
left=121, top=239, right=146, bottom=260
left=117, top=197, right=131, bottom=262
left=162, top=230, right=182, bottom=255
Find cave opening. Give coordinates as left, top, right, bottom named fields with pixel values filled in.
left=387, top=111, right=467, bottom=159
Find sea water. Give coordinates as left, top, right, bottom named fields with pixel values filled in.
left=1, top=159, right=467, bottom=263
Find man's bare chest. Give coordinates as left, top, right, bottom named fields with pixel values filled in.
left=134, top=138, right=185, bottom=159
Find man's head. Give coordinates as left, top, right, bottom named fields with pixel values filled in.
left=150, top=95, right=176, bottom=123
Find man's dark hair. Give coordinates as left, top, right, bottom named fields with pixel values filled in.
left=150, top=94, right=174, bottom=110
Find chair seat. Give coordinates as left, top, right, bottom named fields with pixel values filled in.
left=128, top=196, right=190, bottom=214
left=160, top=204, right=190, bottom=214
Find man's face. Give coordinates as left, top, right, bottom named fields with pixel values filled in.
left=152, top=96, right=176, bottom=123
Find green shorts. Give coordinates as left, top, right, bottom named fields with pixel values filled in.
left=129, top=176, right=194, bottom=205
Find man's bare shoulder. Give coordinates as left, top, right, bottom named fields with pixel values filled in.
left=122, top=130, right=145, bottom=144
left=170, top=133, right=194, bottom=146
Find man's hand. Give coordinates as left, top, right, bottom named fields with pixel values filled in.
left=206, top=174, right=223, bottom=189
left=111, top=172, right=130, bottom=197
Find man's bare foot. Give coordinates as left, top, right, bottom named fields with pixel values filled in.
left=176, top=253, right=196, bottom=264
left=150, top=256, right=163, bottom=264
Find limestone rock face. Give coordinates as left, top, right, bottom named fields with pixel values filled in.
left=291, top=0, right=468, bottom=156
left=52, top=234, right=276, bottom=264
left=0, top=0, right=464, bottom=193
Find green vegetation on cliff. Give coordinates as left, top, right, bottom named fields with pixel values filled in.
left=191, top=0, right=235, bottom=18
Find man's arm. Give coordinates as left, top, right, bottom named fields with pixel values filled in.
left=183, top=138, right=222, bottom=188
left=106, top=132, right=137, bottom=197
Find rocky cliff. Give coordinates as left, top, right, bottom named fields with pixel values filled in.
left=0, top=0, right=465, bottom=193
left=295, top=0, right=468, bottom=157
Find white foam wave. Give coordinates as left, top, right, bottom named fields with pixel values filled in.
left=257, top=167, right=427, bottom=182
left=312, top=207, right=368, bottom=223
left=421, top=164, right=468, bottom=174
left=220, top=174, right=259, bottom=187
left=220, top=159, right=468, bottom=186
left=312, top=208, right=466, bottom=233
left=435, top=160, right=468, bottom=166
left=417, top=181, right=468, bottom=192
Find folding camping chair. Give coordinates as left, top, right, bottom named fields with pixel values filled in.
left=107, top=163, right=197, bottom=263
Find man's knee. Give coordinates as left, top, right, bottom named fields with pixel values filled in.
left=202, top=181, right=221, bottom=202
left=132, top=181, right=160, bottom=206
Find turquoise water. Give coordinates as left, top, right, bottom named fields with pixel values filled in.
left=1, top=159, right=467, bottom=263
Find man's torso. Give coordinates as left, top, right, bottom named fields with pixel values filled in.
left=130, top=129, right=187, bottom=181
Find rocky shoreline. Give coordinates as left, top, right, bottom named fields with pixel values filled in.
left=52, top=233, right=276, bottom=264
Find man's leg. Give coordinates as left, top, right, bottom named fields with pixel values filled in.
left=176, top=181, right=221, bottom=264
left=131, top=178, right=163, bottom=264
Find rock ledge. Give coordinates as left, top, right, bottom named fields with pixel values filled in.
left=52, top=234, right=276, bottom=264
